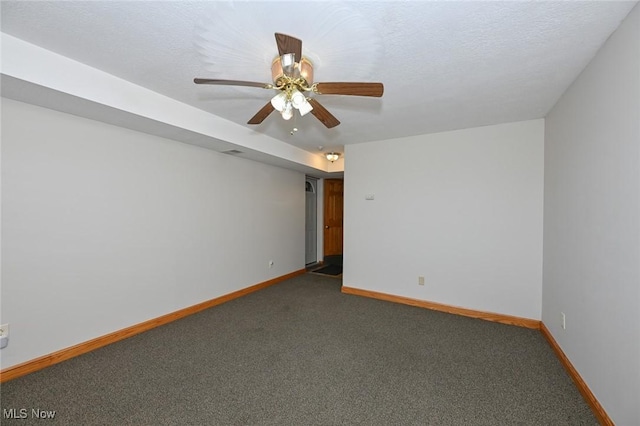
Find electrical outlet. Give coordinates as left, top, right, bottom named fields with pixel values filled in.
left=561, top=312, right=566, bottom=330
left=418, top=276, right=425, bottom=286
left=268, top=260, right=274, bottom=268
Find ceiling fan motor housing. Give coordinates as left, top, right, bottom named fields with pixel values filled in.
left=271, top=57, right=314, bottom=88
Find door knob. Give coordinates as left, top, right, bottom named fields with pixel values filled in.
left=325, top=226, right=330, bottom=229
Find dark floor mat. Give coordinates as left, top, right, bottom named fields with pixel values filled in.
left=311, top=264, right=343, bottom=276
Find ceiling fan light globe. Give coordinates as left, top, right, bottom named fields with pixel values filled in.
left=282, top=109, right=294, bottom=121
left=297, top=98, right=313, bottom=116
left=271, top=92, right=287, bottom=111
left=281, top=101, right=294, bottom=120
left=291, top=89, right=306, bottom=109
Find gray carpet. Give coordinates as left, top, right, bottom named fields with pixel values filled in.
left=1, top=274, right=597, bottom=425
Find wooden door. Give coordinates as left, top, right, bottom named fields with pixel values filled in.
left=323, top=179, right=344, bottom=257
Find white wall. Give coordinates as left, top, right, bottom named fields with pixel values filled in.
left=1, top=98, right=305, bottom=369
left=344, top=119, right=544, bottom=320
left=542, top=4, right=639, bottom=425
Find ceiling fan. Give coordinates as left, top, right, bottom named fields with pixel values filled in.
left=194, top=33, right=384, bottom=129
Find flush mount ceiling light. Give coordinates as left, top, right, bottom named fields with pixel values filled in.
left=326, top=152, right=340, bottom=162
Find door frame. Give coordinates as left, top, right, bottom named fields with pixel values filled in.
left=305, top=177, right=318, bottom=265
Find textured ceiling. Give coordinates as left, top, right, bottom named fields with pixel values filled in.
left=1, top=1, right=637, bottom=155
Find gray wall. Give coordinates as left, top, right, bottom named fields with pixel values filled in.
left=1, top=98, right=305, bottom=369
left=542, top=4, right=639, bottom=424
left=343, top=119, right=544, bottom=320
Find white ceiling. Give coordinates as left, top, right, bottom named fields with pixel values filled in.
left=1, top=1, right=637, bottom=158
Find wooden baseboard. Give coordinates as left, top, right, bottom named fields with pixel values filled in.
left=0, top=269, right=305, bottom=383
left=341, top=286, right=541, bottom=329
left=540, top=323, right=612, bottom=425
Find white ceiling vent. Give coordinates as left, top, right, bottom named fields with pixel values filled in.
left=222, top=149, right=243, bottom=155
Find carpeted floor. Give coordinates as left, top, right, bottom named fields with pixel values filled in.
left=1, top=274, right=597, bottom=425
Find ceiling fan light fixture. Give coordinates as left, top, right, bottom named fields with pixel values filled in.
left=326, top=152, right=340, bottom=162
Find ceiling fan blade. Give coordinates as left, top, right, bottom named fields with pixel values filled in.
left=194, top=78, right=271, bottom=89
left=247, top=102, right=275, bottom=125
left=314, top=82, right=384, bottom=97
left=307, top=98, right=340, bottom=128
left=275, top=33, right=302, bottom=62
